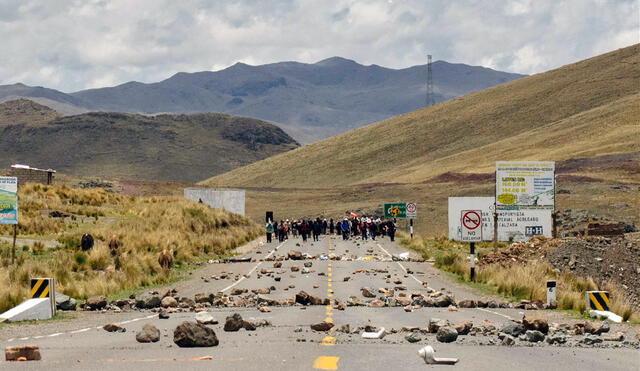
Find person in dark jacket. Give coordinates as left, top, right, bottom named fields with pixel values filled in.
left=329, top=218, right=335, bottom=234
left=300, top=220, right=309, bottom=242
left=340, top=218, right=350, bottom=240
left=313, top=218, right=322, bottom=241
left=387, top=220, right=397, bottom=241
left=322, top=219, right=328, bottom=234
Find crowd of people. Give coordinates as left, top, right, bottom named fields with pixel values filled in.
left=265, top=216, right=397, bottom=243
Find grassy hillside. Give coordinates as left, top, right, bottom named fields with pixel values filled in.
left=203, top=45, right=640, bottom=234
left=0, top=184, right=261, bottom=313
left=1, top=103, right=299, bottom=182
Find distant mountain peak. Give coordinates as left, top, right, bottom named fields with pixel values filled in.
left=314, top=56, right=359, bottom=67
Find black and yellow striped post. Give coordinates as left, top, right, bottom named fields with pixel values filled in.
left=585, top=290, right=610, bottom=312
left=30, top=278, right=56, bottom=315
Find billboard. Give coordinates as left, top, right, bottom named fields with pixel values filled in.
left=384, top=202, right=417, bottom=219
left=0, top=177, right=18, bottom=225
left=184, top=188, right=245, bottom=216
left=448, top=197, right=552, bottom=242
left=496, top=161, right=555, bottom=210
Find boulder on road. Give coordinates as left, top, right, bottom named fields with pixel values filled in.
left=434, top=295, right=456, bottom=307
left=500, top=323, right=525, bottom=337
left=161, top=296, right=178, bottom=308
left=311, top=321, right=334, bottom=332
left=361, top=287, right=376, bottom=298
left=428, top=318, right=449, bottom=334
left=436, top=326, right=459, bottom=343
left=195, top=312, right=218, bottom=325
left=288, top=251, right=303, bottom=260
left=5, top=345, right=41, bottom=361
left=85, top=296, right=107, bottom=311
left=224, top=313, right=245, bottom=332
left=295, top=291, right=311, bottom=305
left=525, top=330, right=545, bottom=342
left=454, top=321, right=474, bottom=335
left=103, top=323, right=126, bottom=333
left=194, top=293, right=212, bottom=304
left=523, top=316, right=549, bottom=334
left=136, top=323, right=160, bottom=343
left=174, top=321, right=219, bottom=347
left=405, top=332, right=422, bottom=343
left=457, top=299, right=477, bottom=308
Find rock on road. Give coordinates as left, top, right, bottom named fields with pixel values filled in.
left=1, top=235, right=637, bottom=370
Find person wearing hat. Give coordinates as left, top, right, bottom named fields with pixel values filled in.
left=265, top=221, right=274, bottom=243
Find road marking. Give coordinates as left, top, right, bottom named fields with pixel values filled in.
left=313, top=356, right=339, bottom=370
left=19, top=337, right=29, bottom=340
left=221, top=241, right=285, bottom=292
left=33, top=335, right=44, bottom=339
left=376, top=243, right=423, bottom=285
left=71, top=328, right=91, bottom=334
left=6, top=338, right=14, bottom=342
left=320, top=336, right=336, bottom=346
left=477, top=308, right=515, bottom=321
left=47, top=333, right=62, bottom=337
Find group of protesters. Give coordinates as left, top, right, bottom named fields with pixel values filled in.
left=265, top=215, right=397, bottom=243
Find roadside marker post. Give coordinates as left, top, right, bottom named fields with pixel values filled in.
left=546, top=280, right=556, bottom=305
left=460, top=210, right=482, bottom=281
left=586, top=291, right=610, bottom=312
left=30, top=278, right=56, bottom=316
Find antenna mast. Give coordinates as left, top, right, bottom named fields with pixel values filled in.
left=426, top=54, right=435, bottom=106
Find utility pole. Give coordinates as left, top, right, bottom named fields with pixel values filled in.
left=426, top=54, right=435, bottom=106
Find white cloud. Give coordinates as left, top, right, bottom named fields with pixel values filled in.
left=0, top=0, right=637, bottom=91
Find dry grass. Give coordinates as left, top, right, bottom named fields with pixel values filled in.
left=0, top=184, right=261, bottom=313
left=401, top=234, right=639, bottom=321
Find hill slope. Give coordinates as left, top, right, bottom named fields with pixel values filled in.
left=0, top=100, right=298, bottom=182
left=0, top=59, right=524, bottom=143
left=201, top=45, right=640, bottom=234
left=204, top=45, right=639, bottom=188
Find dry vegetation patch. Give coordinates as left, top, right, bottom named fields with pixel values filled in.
left=0, top=184, right=261, bottom=313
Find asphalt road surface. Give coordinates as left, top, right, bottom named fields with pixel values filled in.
left=1, top=235, right=638, bottom=370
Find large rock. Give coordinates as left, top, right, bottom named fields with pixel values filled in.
left=161, top=296, right=178, bottom=308
left=136, top=323, right=160, bottom=343
left=55, top=293, right=77, bottom=311
left=295, top=291, right=311, bottom=305
left=434, top=295, right=456, bottom=307
left=457, top=299, right=477, bottom=308
left=428, top=318, right=450, bottom=333
left=136, top=295, right=161, bottom=309
left=103, top=323, right=126, bottom=333
left=174, top=321, right=219, bottom=347
left=500, top=323, right=525, bottom=337
left=436, top=326, right=459, bottom=343
left=5, top=345, right=41, bottom=361
left=525, top=330, right=545, bottom=342
left=195, top=312, right=218, bottom=325
left=361, top=287, right=376, bottom=298
left=224, top=313, right=244, bottom=332
left=85, top=296, right=107, bottom=311
left=311, top=321, right=334, bottom=332
left=454, top=321, right=474, bottom=335
left=288, top=250, right=303, bottom=260
left=523, top=317, right=549, bottom=334
left=194, top=293, right=212, bottom=304
left=405, top=332, right=422, bottom=343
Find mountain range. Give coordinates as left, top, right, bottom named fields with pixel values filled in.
left=0, top=57, right=525, bottom=143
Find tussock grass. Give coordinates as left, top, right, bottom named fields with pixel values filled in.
left=0, top=184, right=261, bottom=313
left=401, top=234, right=639, bottom=321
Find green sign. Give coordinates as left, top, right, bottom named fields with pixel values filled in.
left=384, top=202, right=417, bottom=219
left=0, top=177, right=18, bottom=225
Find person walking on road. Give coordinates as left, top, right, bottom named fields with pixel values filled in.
left=266, top=221, right=274, bottom=243
left=387, top=219, right=397, bottom=242
left=278, top=221, right=286, bottom=242
left=313, top=217, right=322, bottom=241
left=340, top=218, right=350, bottom=240
left=329, top=218, right=335, bottom=234
left=300, top=220, right=309, bottom=242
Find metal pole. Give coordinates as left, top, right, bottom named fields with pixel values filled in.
left=12, top=224, right=17, bottom=265
left=493, top=170, right=498, bottom=251
left=470, top=242, right=475, bottom=281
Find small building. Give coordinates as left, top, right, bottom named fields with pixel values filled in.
left=9, top=164, right=56, bottom=185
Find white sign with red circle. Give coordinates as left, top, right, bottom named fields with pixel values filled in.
left=406, top=202, right=417, bottom=218
left=461, top=210, right=482, bottom=242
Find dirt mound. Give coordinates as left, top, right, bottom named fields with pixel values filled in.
left=546, top=236, right=640, bottom=308
left=479, top=236, right=563, bottom=267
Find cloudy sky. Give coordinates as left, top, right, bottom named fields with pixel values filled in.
left=0, top=0, right=637, bottom=92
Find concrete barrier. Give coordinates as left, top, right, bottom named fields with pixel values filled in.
left=0, top=278, right=56, bottom=322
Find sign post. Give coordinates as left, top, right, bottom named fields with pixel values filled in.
left=461, top=210, right=482, bottom=281
left=384, top=202, right=417, bottom=238
left=0, top=177, right=18, bottom=264
left=546, top=280, right=556, bottom=305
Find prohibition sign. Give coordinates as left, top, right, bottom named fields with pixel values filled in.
left=406, top=202, right=417, bottom=213
left=462, top=211, right=481, bottom=230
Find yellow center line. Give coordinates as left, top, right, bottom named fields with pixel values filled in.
left=313, top=356, right=339, bottom=370
left=320, top=336, right=336, bottom=346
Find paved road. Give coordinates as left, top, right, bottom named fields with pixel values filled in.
left=1, top=235, right=637, bottom=370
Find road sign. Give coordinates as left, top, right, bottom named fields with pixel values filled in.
left=0, top=177, right=18, bottom=225
left=496, top=161, right=555, bottom=210
left=384, top=202, right=417, bottom=219
left=460, top=210, right=482, bottom=242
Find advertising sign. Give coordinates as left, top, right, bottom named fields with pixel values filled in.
left=0, top=177, right=18, bottom=225
left=496, top=161, right=555, bottom=210
left=448, top=197, right=552, bottom=242
left=384, top=202, right=417, bottom=219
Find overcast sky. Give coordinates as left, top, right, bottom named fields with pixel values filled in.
left=0, top=0, right=637, bottom=92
